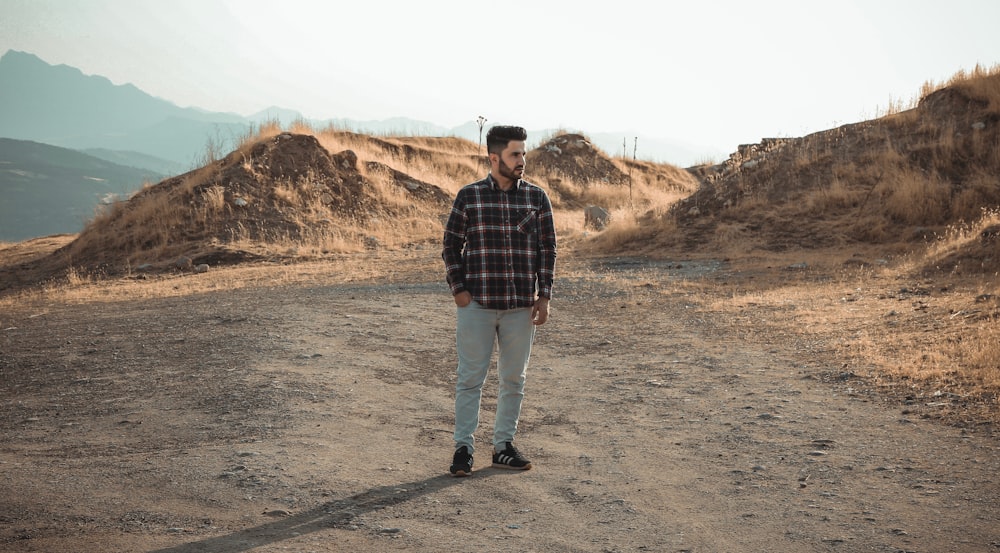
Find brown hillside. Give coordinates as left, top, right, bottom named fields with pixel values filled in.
left=0, top=132, right=455, bottom=288
left=528, top=133, right=629, bottom=186
left=526, top=132, right=698, bottom=213
left=0, top=126, right=700, bottom=292
left=659, top=70, right=1000, bottom=271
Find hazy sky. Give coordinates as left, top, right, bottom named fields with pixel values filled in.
left=2, top=0, right=998, bottom=161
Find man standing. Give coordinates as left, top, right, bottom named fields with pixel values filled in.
left=442, top=125, right=557, bottom=476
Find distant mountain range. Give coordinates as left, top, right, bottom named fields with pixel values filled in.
left=0, top=50, right=248, bottom=173
left=0, top=50, right=719, bottom=172
left=0, top=138, right=165, bottom=242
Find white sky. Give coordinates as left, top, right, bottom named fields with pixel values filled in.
left=2, top=0, right=998, bottom=161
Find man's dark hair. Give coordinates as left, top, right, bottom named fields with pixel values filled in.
left=486, top=125, right=527, bottom=155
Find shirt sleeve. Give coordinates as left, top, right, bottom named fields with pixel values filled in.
left=442, top=190, right=468, bottom=295
left=535, top=190, right=557, bottom=299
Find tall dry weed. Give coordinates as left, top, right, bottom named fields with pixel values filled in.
left=803, top=172, right=859, bottom=214
left=920, top=207, right=1000, bottom=265
left=880, top=168, right=951, bottom=225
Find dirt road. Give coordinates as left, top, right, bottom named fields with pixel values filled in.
left=1, top=255, right=997, bottom=552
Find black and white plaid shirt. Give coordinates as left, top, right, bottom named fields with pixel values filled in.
left=442, top=174, right=557, bottom=310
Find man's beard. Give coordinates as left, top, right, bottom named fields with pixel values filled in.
left=498, top=158, right=523, bottom=181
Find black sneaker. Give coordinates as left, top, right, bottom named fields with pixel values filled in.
left=450, top=446, right=473, bottom=476
left=492, top=442, right=532, bottom=470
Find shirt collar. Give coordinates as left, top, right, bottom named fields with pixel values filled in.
left=487, top=173, right=521, bottom=192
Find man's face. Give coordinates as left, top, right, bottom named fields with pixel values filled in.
left=495, top=140, right=526, bottom=181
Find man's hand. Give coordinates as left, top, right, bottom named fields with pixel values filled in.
left=454, top=291, right=472, bottom=307
left=531, top=297, right=549, bottom=325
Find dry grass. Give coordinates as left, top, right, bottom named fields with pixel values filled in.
left=310, top=124, right=482, bottom=198
left=47, top=123, right=485, bottom=271
left=694, top=244, right=999, bottom=424
left=0, top=250, right=442, bottom=313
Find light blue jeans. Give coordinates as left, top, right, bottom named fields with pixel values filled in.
left=454, top=301, right=536, bottom=455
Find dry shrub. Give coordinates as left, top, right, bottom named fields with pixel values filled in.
left=710, top=222, right=763, bottom=254
left=201, top=185, right=226, bottom=213
left=359, top=164, right=414, bottom=212
left=948, top=63, right=1000, bottom=113
left=727, top=190, right=772, bottom=216
left=880, top=167, right=951, bottom=225
left=846, top=215, right=892, bottom=243
left=585, top=211, right=644, bottom=248
left=962, top=322, right=1000, bottom=387
left=65, top=266, right=90, bottom=286
left=919, top=207, right=1000, bottom=271
left=239, top=119, right=284, bottom=150
left=804, top=173, right=860, bottom=214
left=952, top=170, right=1000, bottom=221
left=579, top=181, right=632, bottom=209
left=578, top=210, right=679, bottom=255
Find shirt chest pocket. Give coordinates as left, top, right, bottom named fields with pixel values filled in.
left=514, top=209, right=537, bottom=235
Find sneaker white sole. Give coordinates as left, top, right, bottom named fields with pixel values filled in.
left=491, top=462, right=532, bottom=470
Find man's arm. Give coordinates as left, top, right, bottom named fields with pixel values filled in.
left=442, top=193, right=468, bottom=297
left=535, top=191, right=557, bottom=301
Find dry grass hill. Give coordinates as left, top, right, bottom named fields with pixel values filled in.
left=0, top=123, right=700, bottom=287
left=635, top=66, right=1000, bottom=271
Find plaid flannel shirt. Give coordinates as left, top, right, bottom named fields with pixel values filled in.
left=442, top=174, right=557, bottom=310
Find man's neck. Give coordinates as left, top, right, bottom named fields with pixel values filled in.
left=491, top=173, right=516, bottom=191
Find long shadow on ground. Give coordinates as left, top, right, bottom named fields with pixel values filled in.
left=150, top=471, right=496, bottom=553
